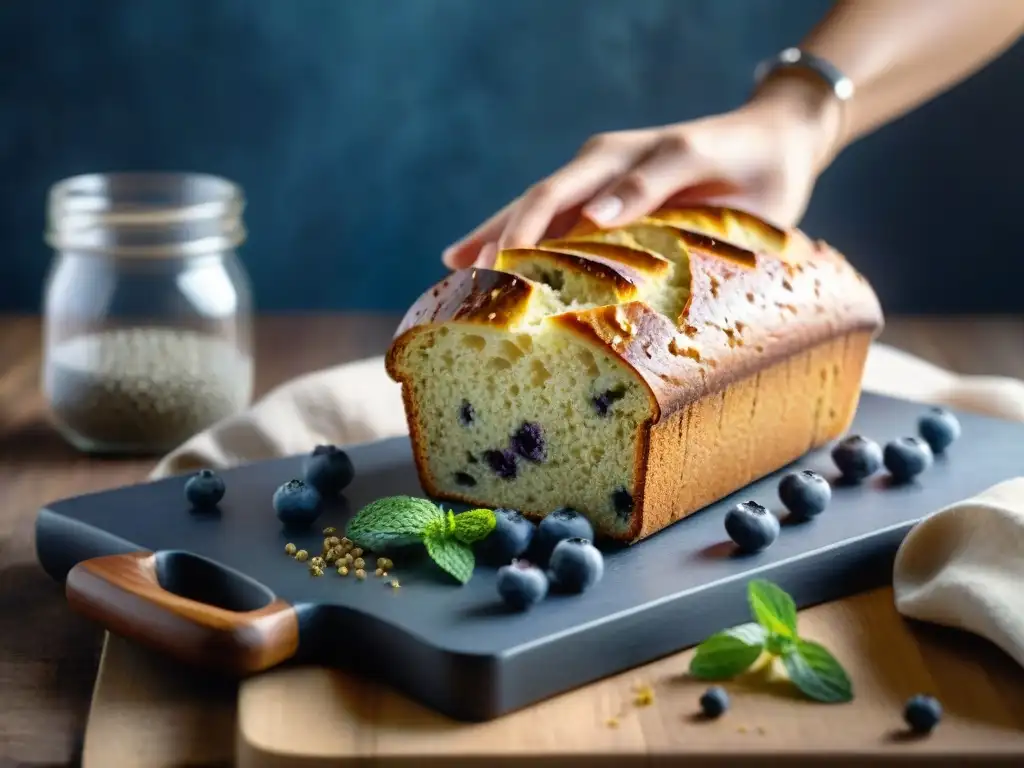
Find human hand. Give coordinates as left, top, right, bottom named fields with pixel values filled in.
left=442, top=78, right=842, bottom=269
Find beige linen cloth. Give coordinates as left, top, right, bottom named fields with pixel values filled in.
left=149, top=343, right=1024, bottom=668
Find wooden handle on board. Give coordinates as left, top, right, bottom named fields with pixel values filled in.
left=66, top=551, right=299, bottom=676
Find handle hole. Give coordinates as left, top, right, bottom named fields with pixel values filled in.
left=155, top=551, right=275, bottom=613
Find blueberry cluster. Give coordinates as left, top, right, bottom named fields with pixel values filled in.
left=471, top=421, right=548, bottom=483
left=267, top=444, right=358, bottom=529
left=592, top=386, right=626, bottom=417
left=611, top=487, right=634, bottom=522
left=722, top=407, right=961, bottom=554
left=483, top=507, right=604, bottom=610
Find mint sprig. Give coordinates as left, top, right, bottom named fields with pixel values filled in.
left=345, top=496, right=496, bottom=585
left=688, top=579, right=853, bottom=704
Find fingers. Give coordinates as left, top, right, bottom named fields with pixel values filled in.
left=442, top=200, right=517, bottom=269
left=496, top=136, right=643, bottom=250
left=582, top=133, right=705, bottom=228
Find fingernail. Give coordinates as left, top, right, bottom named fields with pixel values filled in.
left=442, top=247, right=455, bottom=268
left=584, top=195, right=624, bottom=225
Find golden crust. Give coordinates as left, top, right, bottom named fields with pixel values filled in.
left=390, top=206, right=883, bottom=421
left=386, top=206, right=884, bottom=543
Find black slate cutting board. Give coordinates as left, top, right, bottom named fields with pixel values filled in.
left=35, top=393, right=1022, bottom=722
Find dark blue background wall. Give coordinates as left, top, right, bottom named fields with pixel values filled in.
left=1, top=0, right=1022, bottom=314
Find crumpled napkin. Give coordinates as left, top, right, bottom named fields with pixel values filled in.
left=150, top=342, right=1024, bottom=667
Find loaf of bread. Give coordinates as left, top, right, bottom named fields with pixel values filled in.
left=385, top=206, right=883, bottom=544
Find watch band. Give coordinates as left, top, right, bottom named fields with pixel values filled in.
left=753, top=48, right=853, bottom=167
left=753, top=47, right=855, bottom=102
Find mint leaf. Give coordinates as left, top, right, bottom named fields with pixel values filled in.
left=452, top=509, right=496, bottom=545
left=346, top=496, right=443, bottom=551
left=689, top=622, right=766, bottom=680
left=748, top=580, right=798, bottom=638
left=764, top=632, right=796, bottom=657
left=424, top=533, right=475, bottom=584
left=780, top=639, right=853, bottom=703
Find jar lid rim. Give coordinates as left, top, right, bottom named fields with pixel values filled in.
left=46, top=172, right=247, bottom=257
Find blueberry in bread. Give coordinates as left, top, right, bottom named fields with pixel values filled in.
left=386, top=206, right=883, bottom=543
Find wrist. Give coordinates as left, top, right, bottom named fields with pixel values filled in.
left=746, top=71, right=846, bottom=173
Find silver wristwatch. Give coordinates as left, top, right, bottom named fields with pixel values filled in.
left=753, top=47, right=855, bottom=102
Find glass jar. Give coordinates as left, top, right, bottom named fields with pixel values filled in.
left=41, top=172, right=255, bottom=455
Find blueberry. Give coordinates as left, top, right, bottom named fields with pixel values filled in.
left=184, top=469, right=225, bottom=510
left=548, top=537, right=604, bottom=592
left=496, top=560, right=548, bottom=610
left=778, top=470, right=831, bottom=520
left=458, top=400, right=475, bottom=426
left=510, top=422, right=546, bottom=462
left=724, top=501, right=780, bottom=553
left=273, top=479, right=323, bottom=529
left=699, top=686, right=730, bottom=718
left=903, top=694, right=942, bottom=734
left=831, top=434, right=883, bottom=482
left=454, top=471, right=477, bottom=487
left=484, top=449, right=518, bottom=480
left=533, top=507, right=595, bottom=564
left=884, top=437, right=933, bottom=482
left=592, top=387, right=626, bottom=417
left=477, top=508, right=535, bottom=564
left=611, top=487, right=633, bottom=521
left=918, top=407, right=961, bottom=454
left=302, top=444, right=354, bottom=497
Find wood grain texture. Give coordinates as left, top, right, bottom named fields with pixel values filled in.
left=0, top=313, right=397, bottom=766
left=66, top=552, right=299, bottom=675
left=0, top=313, right=1021, bottom=766
left=235, top=587, right=1024, bottom=767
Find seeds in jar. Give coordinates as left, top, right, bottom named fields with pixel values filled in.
left=45, top=328, right=252, bottom=452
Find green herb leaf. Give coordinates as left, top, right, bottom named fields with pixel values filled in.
left=748, top=579, right=798, bottom=638
left=780, top=639, right=854, bottom=703
left=689, top=622, right=767, bottom=680
left=452, top=509, right=497, bottom=545
left=346, top=496, right=444, bottom=551
left=424, top=533, right=476, bottom=584
left=764, top=631, right=796, bottom=657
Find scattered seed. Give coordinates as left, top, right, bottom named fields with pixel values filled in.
left=344, top=553, right=354, bottom=565
left=375, top=568, right=384, bottom=577
left=309, top=565, right=325, bottom=577
left=377, top=557, right=393, bottom=570
left=338, top=565, right=349, bottom=577
left=351, top=547, right=364, bottom=558
left=295, top=550, right=309, bottom=562
left=322, top=527, right=336, bottom=535
left=325, top=536, right=340, bottom=548
left=633, top=684, right=654, bottom=707
left=737, top=726, right=748, bottom=734
left=310, top=556, right=325, bottom=569
left=605, top=718, right=619, bottom=729
left=284, top=543, right=297, bottom=556
left=355, top=569, right=367, bottom=580
left=381, top=571, right=389, bottom=578
left=353, top=557, right=365, bottom=569
left=340, top=537, right=353, bottom=548
left=390, top=579, right=400, bottom=589
left=324, top=549, right=338, bottom=564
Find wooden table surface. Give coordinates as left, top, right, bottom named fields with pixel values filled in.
left=2, top=313, right=1024, bottom=766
